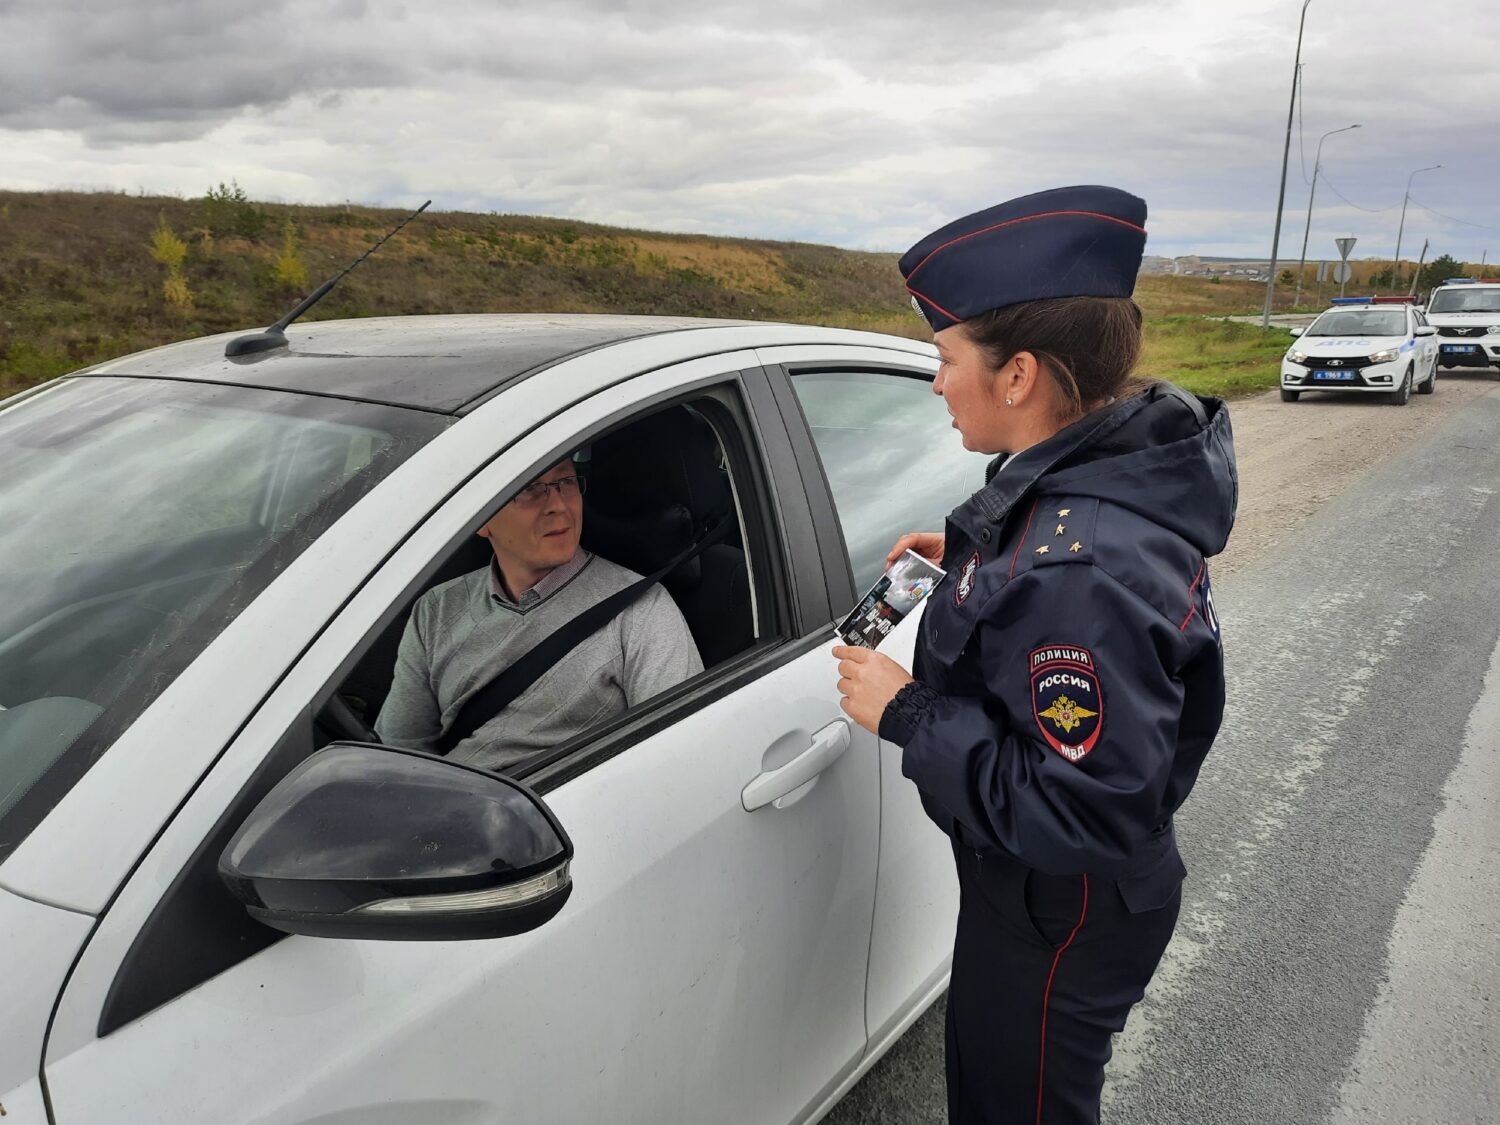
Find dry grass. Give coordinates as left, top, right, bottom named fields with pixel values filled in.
left=0, top=188, right=1301, bottom=400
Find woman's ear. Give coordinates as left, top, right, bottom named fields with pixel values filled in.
left=1002, top=350, right=1044, bottom=407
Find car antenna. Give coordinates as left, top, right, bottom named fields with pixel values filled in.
left=224, top=200, right=432, bottom=358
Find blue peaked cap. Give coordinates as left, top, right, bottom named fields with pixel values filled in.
left=899, top=185, right=1148, bottom=331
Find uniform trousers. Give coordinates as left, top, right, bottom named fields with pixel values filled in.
left=945, top=844, right=1180, bottom=1125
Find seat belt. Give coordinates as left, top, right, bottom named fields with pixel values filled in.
left=435, top=513, right=732, bottom=756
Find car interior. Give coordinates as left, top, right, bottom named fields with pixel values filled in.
left=328, top=400, right=757, bottom=755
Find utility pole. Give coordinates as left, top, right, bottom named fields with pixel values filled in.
left=1294, top=123, right=1360, bottom=307
left=1261, top=0, right=1314, bottom=328
left=1391, top=164, right=1441, bottom=293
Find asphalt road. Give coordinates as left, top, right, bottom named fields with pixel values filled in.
left=824, top=370, right=1500, bottom=1124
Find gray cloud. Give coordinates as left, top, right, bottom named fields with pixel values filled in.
left=1, top=0, right=1496, bottom=260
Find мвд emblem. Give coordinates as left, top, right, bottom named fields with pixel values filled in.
left=1029, top=645, right=1103, bottom=762
left=955, top=551, right=981, bottom=606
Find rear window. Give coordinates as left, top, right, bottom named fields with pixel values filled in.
left=0, top=377, right=447, bottom=862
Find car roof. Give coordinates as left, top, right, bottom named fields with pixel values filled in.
left=71, top=314, right=770, bottom=414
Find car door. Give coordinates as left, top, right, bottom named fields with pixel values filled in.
left=758, top=345, right=991, bottom=1046
left=42, top=357, right=880, bottom=1125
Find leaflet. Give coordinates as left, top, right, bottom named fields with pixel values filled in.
left=835, top=549, right=947, bottom=650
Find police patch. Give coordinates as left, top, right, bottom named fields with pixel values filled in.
left=955, top=551, right=981, bottom=606
left=1030, top=646, right=1103, bottom=762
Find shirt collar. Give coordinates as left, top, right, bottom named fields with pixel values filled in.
left=489, top=550, right=591, bottom=609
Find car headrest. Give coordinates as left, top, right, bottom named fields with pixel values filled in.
left=581, top=405, right=732, bottom=588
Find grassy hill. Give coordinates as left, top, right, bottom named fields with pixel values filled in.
left=0, top=189, right=1292, bottom=399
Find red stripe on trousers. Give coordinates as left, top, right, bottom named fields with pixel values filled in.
left=1036, top=874, right=1089, bottom=1125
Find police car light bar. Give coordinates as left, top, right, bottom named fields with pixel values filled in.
left=1443, top=277, right=1478, bottom=284
left=1329, top=297, right=1373, bottom=305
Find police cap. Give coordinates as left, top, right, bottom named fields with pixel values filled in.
left=899, top=185, right=1148, bottom=331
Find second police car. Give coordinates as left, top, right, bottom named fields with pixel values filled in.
left=1424, top=277, right=1500, bottom=376
left=1280, top=295, right=1439, bottom=404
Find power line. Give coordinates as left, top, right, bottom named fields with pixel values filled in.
left=1405, top=196, right=1500, bottom=234
left=1315, top=174, right=1399, bottom=213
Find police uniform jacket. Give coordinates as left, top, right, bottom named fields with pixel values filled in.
left=880, top=384, right=1238, bottom=911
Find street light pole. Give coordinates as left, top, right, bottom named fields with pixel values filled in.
left=1391, top=163, right=1441, bottom=293
left=1262, top=0, right=1314, bottom=328
left=1293, top=122, right=1360, bottom=307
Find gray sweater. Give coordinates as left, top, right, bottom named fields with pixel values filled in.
left=376, top=552, right=703, bottom=772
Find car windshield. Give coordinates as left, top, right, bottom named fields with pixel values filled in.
left=0, top=377, right=447, bottom=860
left=1428, top=288, right=1500, bottom=314
left=1305, top=309, right=1407, bottom=336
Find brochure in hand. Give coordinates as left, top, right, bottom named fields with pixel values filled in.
left=835, top=550, right=947, bottom=650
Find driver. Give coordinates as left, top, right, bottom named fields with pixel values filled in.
left=376, top=457, right=703, bottom=770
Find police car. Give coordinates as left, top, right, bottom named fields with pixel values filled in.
left=1424, top=277, right=1500, bottom=376
left=1279, top=296, right=1438, bottom=403
left=0, top=314, right=986, bottom=1125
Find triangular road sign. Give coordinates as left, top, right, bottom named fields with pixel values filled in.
left=1335, top=237, right=1357, bottom=261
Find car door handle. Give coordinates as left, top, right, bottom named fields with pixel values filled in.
left=741, top=720, right=852, bottom=812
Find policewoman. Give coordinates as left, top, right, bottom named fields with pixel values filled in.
left=834, top=185, right=1237, bottom=1124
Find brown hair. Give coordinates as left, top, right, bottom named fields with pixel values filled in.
left=960, top=296, right=1146, bottom=421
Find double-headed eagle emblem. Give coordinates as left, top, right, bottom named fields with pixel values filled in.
left=1038, top=694, right=1097, bottom=734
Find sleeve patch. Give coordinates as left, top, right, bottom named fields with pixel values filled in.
left=1030, top=645, right=1103, bottom=762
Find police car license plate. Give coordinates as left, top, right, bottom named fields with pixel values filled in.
left=1312, top=370, right=1356, bottom=381
left=1441, top=344, right=1478, bottom=353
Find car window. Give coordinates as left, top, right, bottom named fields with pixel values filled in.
left=331, top=393, right=777, bottom=780
left=1306, top=309, right=1408, bottom=336
left=1428, top=287, right=1500, bottom=314
left=790, top=369, right=989, bottom=590
left=0, top=377, right=447, bottom=860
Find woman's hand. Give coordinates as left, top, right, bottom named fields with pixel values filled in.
left=887, top=532, right=944, bottom=568
left=833, top=645, right=914, bottom=735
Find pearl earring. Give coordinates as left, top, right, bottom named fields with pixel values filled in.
left=1005, top=397, right=1014, bottom=406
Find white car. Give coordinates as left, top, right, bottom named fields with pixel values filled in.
left=1278, top=298, right=1439, bottom=404
left=1425, top=278, right=1500, bottom=376
left=0, top=314, right=984, bottom=1125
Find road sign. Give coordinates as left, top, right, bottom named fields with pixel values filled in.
left=1317, top=261, right=1329, bottom=282
left=1332, top=262, right=1353, bottom=284
left=1335, top=237, right=1357, bottom=261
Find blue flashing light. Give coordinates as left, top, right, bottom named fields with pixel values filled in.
left=1442, top=277, right=1478, bottom=284
left=1329, top=297, right=1373, bottom=305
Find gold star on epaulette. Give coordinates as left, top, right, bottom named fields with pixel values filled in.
left=1035, top=544, right=1049, bottom=555
left=1070, top=541, right=1083, bottom=553
left=1057, top=507, right=1071, bottom=517
left=1054, top=523, right=1066, bottom=536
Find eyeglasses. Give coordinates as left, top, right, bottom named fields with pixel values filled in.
left=510, top=474, right=587, bottom=507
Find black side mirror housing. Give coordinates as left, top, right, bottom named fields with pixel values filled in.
left=220, top=743, right=573, bottom=940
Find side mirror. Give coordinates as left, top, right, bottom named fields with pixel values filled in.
left=1415, top=325, right=1437, bottom=337
left=1288, top=326, right=1305, bottom=337
left=220, top=743, right=573, bottom=940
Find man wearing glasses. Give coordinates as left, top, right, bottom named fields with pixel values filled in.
left=377, top=458, right=703, bottom=771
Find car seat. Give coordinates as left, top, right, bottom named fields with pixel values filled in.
left=580, top=405, right=754, bottom=669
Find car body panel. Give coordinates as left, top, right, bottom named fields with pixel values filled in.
left=753, top=344, right=959, bottom=1040
left=0, top=886, right=93, bottom=1107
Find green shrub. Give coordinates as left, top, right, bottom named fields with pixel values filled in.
left=197, top=180, right=267, bottom=240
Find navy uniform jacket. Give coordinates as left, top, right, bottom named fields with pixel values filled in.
left=880, top=384, right=1238, bottom=911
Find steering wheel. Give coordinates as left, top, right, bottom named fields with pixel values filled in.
left=315, top=693, right=381, bottom=744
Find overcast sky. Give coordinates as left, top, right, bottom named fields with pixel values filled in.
left=3, top=0, right=1497, bottom=262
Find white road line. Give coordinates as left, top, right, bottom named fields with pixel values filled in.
left=1328, top=632, right=1500, bottom=1124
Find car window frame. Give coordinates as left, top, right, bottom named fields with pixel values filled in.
left=93, top=362, right=828, bottom=1034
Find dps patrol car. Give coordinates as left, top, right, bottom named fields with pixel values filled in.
left=1279, top=295, right=1438, bottom=404
left=1425, top=278, right=1500, bottom=376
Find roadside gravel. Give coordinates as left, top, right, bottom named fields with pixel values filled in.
left=1214, top=369, right=1499, bottom=577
